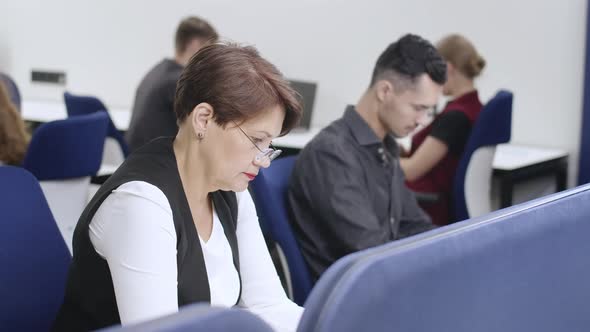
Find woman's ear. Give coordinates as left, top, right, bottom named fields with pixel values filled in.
left=190, top=102, right=214, bottom=138
left=446, top=62, right=455, bottom=76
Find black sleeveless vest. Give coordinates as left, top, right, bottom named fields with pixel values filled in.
left=52, top=137, right=241, bottom=331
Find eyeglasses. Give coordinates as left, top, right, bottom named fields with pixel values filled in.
left=234, top=123, right=282, bottom=163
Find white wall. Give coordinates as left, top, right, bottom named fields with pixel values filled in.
left=0, top=0, right=587, bottom=186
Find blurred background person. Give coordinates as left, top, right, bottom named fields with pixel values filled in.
left=0, top=81, right=29, bottom=165
left=126, top=16, right=218, bottom=152
left=401, top=34, right=486, bottom=225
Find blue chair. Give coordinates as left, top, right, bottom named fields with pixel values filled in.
left=249, top=156, right=313, bottom=306
left=64, top=91, right=129, bottom=164
left=452, top=90, right=512, bottom=222
left=0, top=72, right=21, bottom=111
left=23, top=112, right=109, bottom=252
left=300, top=183, right=590, bottom=332
left=98, top=304, right=274, bottom=332
left=0, top=166, right=71, bottom=331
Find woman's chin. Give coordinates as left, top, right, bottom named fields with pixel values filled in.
left=216, top=176, right=250, bottom=193
left=229, top=180, right=249, bottom=193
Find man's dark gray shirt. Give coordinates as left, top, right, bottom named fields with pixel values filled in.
left=288, top=106, right=434, bottom=281
left=126, top=59, right=183, bottom=152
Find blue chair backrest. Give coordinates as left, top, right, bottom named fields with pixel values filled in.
left=302, top=183, right=590, bottom=332
left=452, top=90, right=513, bottom=221
left=298, top=214, right=447, bottom=332
left=98, top=304, right=274, bottom=332
left=297, top=246, right=371, bottom=331
left=0, top=166, right=71, bottom=331
left=0, top=72, right=21, bottom=111
left=249, top=156, right=313, bottom=306
left=23, top=112, right=109, bottom=180
left=64, top=91, right=129, bottom=156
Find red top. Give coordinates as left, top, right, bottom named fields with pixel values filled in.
left=406, top=90, right=482, bottom=225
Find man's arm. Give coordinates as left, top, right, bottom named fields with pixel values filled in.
left=396, top=165, right=436, bottom=239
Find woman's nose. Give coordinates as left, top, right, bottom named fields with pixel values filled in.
left=253, top=156, right=271, bottom=168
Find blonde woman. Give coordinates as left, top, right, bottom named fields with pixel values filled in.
left=401, top=34, right=486, bottom=225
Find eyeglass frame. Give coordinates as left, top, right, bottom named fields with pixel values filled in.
left=233, top=122, right=282, bottom=163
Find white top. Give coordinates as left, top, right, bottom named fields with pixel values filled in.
left=89, top=181, right=303, bottom=331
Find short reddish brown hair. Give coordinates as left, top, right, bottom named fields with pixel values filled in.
left=174, top=42, right=302, bottom=136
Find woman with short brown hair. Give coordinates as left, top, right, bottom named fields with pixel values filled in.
left=53, top=43, right=304, bottom=331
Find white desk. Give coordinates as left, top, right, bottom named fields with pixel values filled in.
left=273, top=127, right=412, bottom=150
left=22, top=99, right=131, bottom=131
left=273, top=129, right=569, bottom=208
left=273, top=127, right=323, bottom=148
left=23, top=103, right=568, bottom=206
left=492, top=144, right=568, bottom=208
left=97, top=164, right=120, bottom=177
left=274, top=130, right=567, bottom=170
left=493, top=144, right=568, bottom=170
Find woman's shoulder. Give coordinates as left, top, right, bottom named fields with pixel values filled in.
left=443, top=90, right=482, bottom=114
left=113, top=180, right=171, bottom=212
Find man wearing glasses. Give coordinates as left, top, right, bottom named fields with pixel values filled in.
left=288, top=34, right=446, bottom=282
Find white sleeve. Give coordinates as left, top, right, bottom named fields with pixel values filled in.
left=235, top=190, right=304, bottom=332
left=89, top=181, right=178, bottom=325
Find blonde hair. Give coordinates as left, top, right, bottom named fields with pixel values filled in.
left=437, top=34, right=485, bottom=79
left=0, top=82, right=29, bottom=165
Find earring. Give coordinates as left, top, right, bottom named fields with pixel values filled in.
left=197, top=132, right=204, bottom=140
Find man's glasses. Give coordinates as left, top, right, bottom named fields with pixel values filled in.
left=234, top=123, right=282, bottom=163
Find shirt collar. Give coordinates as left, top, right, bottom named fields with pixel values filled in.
left=343, top=105, right=400, bottom=156
left=342, top=105, right=382, bottom=146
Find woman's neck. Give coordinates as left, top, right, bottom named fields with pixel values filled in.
left=173, top=130, right=216, bottom=241
left=356, top=90, right=388, bottom=140
left=450, top=79, right=476, bottom=99
left=173, top=131, right=211, bottom=206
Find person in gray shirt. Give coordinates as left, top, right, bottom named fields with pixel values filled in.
left=126, top=16, right=218, bottom=152
left=288, top=34, right=447, bottom=281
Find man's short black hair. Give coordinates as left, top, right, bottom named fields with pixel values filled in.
left=370, top=34, right=447, bottom=89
